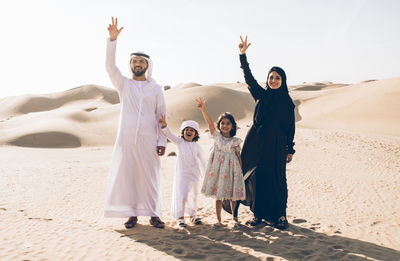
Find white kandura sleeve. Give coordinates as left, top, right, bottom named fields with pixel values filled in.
left=161, top=126, right=182, bottom=145
left=156, top=88, right=168, bottom=147
left=105, top=38, right=126, bottom=92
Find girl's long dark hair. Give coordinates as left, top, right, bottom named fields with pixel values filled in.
left=216, top=112, right=237, bottom=137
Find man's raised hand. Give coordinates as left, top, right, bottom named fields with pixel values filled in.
left=108, top=17, right=124, bottom=41
left=239, top=36, right=251, bottom=54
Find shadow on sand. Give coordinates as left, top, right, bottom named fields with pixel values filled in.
left=116, top=221, right=400, bottom=261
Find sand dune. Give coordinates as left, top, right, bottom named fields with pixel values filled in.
left=1, top=78, right=399, bottom=148
left=1, top=77, right=400, bottom=260
left=0, top=84, right=120, bottom=147
left=0, top=84, right=118, bottom=118
left=297, top=77, right=400, bottom=136
left=164, top=84, right=255, bottom=132
left=290, top=81, right=349, bottom=91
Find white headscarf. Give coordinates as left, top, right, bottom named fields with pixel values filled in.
left=130, top=51, right=153, bottom=81
left=180, top=120, right=200, bottom=133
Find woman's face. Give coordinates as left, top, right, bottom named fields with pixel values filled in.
left=268, top=71, right=282, bottom=89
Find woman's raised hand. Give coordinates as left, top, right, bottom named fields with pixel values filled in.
left=195, top=98, right=206, bottom=111
left=159, top=115, right=167, bottom=128
left=239, top=36, right=251, bottom=54
left=108, top=17, right=124, bottom=41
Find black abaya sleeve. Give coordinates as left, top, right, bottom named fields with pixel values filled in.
left=287, top=109, right=296, bottom=154
left=240, top=54, right=264, bottom=101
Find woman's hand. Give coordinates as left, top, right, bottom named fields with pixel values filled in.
left=239, top=36, right=251, bottom=54
left=286, top=154, right=293, bottom=163
left=108, top=17, right=124, bottom=41
left=159, top=115, right=167, bottom=128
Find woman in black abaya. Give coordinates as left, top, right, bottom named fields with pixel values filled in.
left=234, top=36, right=295, bottom=229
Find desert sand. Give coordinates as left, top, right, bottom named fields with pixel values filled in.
left=0, top=79, right=399, bottom=260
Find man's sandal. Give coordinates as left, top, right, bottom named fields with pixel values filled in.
left=150, top=217, right=165, bottom=229
left=124, top=216, right=138, bottom=229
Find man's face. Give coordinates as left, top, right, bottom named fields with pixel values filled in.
left=130, top=56, right=148, bottom=77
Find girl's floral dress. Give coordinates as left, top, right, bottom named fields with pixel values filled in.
left=201, top=132, right=246, bottom=200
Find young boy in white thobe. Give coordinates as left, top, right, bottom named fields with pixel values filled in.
left=159, top=116, right=206, bottom=227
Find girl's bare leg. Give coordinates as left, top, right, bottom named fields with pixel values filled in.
left=216, top=200, right=222, bottom=223
left=230, top=200, right=238, bottom=222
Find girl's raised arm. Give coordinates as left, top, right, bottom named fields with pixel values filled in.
left=196, top=98, right=215, bottom=136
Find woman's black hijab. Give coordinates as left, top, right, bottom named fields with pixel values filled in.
left=260, top=66, right=295, bottom=129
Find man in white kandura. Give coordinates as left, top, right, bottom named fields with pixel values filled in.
left=104, top=17, right=167, bottom=229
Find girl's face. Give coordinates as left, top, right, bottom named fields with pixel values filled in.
left=183, top=127, right=197, bottom=142
left=268, top=71, right=282, bottom=89
left=219, top=118, right=233, bottom=137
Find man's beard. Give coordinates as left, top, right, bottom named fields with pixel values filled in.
left=132, top=67, right=147, bottom=77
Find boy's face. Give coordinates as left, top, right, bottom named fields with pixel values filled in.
left=183, top=127, right=197, bottom=142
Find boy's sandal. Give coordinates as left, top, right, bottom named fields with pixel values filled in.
left=276, top=217, right=289, bottom=230
left=191, top=217, right=202, bottom=225
left=124, top=216, right=138, bottom=229
left=178, top=218, right=187, bottom=227
left=150, top=217, right=165, bottom=229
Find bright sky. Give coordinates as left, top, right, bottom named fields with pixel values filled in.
left=1, top=0, right=399, bottom=98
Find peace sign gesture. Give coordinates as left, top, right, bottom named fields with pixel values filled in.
left=195, top=97, right=206, bottom=111
left=239, top=36, right=251, bottom=54
left=108, top=17, right=124, bottom=41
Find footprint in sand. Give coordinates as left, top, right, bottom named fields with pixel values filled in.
left=292, top=218, right=307, bottom=224
left=84, top=107, right=98, bottom=112
left=172, top=248, right=184, bottom=254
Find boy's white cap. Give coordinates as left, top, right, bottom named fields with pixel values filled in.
left=180, top=120, right=200, bottom=133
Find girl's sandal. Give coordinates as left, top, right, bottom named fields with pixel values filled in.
left=246, top=217, right=262, bottom=226
left=213, top=222, right=226, bottom=228
left=233, top=222, right=241, bottom=229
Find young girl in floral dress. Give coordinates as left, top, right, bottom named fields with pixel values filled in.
left=196, top=98, right=245, bottom=227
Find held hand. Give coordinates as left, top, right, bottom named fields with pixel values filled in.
left=157, top=146, right=166, bottom=156
left=159, top=115, right=167, bottom=128
left=286, top=154, right=293, bottom=163
left=239, top=36, right=251, bottom=54
left=195, top=97, right=206, bottom=111
left=108, top=17, right=124, bottom=41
